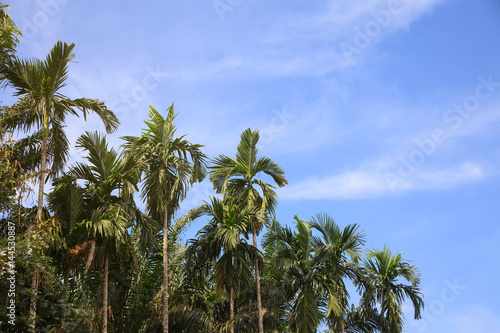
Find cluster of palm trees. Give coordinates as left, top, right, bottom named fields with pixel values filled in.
left=0, top=9, right=424, bottom=333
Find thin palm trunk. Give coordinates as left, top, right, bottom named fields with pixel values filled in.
left=30, top=114, right=48, bottom=333
left=37, top=112, right=49, bottom=220
left=37, top=137, right=47, bottom=219
left=103, top=251, right=109, bottom=333
left=253, top=226, right=264, bottom=333
left=163, top=200, right=169, bottom=333
left=229, top=283, right=234, bottom=333
left=340, top=317, right=345, bottom=333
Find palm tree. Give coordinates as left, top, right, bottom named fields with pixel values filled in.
left=309, top=214, right=367, bottom=333
left=46, top=173, right=86, bottom=298
left=263, top=215, right=365, bottom=333
left=187, top=197, right=257, bottom=333
left=121, top=104, right=207, bottom=333
left=69, top=131, right=139, bottom=333
left=360, top=246, right=424, bottom=333
left=209, top=128, right=287, bottom=333
left=1, top=41, right=118, bottom=332
left=0, top=41, right=119, bottom=221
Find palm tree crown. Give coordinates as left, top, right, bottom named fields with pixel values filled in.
left=1, top=41, right=119, bottom=177
left=122, top=105, right=206, bottom=220
left=210, top=128, right=287, bottom=219
left=361, top=246, right=424, bottom=333
left=0, top=40, right=119, bottom=224
left=263, top=214, right=365, bottom=333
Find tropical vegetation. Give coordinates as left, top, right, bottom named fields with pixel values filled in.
left=0, top=4, right=424, bottom=332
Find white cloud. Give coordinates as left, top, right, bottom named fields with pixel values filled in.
left=157, top=0, right=447, bottom=81
left=451, top=305, right=500, bottom=333
left=280, top=161, right=485, bottom=200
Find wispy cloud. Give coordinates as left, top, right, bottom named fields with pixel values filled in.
left=280, top=161, right=485, bottom=200
left=159, top=0, right=446, bottom=81
left=452, top=305, right=500, bottom=333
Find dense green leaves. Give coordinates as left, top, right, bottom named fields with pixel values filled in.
left=263, top=215, right=365, bottom=333
left=1, top=118, right=425, bottom=333
left=0, top=41, right=119, bottom=183
left=0, top=3, right=20, bottom=65
left=209, top=128, right=288, bottom=333
left=360, top=247, right=424, bottom=333
left=122, top=105, right=207, bottom=221
left=122, top=104, right=207, bottom=333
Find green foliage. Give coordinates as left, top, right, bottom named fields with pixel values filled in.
left=0, top=132, right=24, bottom=213
left=0, top=2, right=21, bottom=66
left=0, top=108, right=39, bottom=216
left=186, top=197, right=258, bottom=331
left=209, top=128, right=287, bottom=221
left=0, top=41, right=119, bottom=183
left=360, top=246, right=424, bottom=333
left=122, top=104, right=207, bottom=222
left=0, top=216, right=93, bottom=332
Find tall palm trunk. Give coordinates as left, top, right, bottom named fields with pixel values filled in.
left=163, top=201, right=169, bottom=333
left=253, top=226, right=264, bottom=333
left=340, top=317, right=345, bottom=333
left=37, top=137, right=48, bottom=218
left=29, top=112, right=48, bottom=333
left=229, top=283, right=234, bottom=333
left=37, top=112, right=49, bottom=219
left=103, top=251, right=109, bottom=333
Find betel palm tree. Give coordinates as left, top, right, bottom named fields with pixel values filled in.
left=263, top=217, right=329, bottom=333
left=360, top=246, right=424, bottom=333
left=0, top=41, right=119, bottom=221
left=187, top=197, right=257, bottom=333
left=1, top=42, right=118, bottom=332
left=121, top=104, right=207, bottom=333
left=209, top=128, right=287, bottom=333
left=263, top=215, right=365, bottom=333
left=309, top=214, right=366, bottom=333
left=70, top=131, right=139, bottom=333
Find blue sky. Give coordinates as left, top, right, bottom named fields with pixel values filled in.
left=6, top=0, right=500, bottom=331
